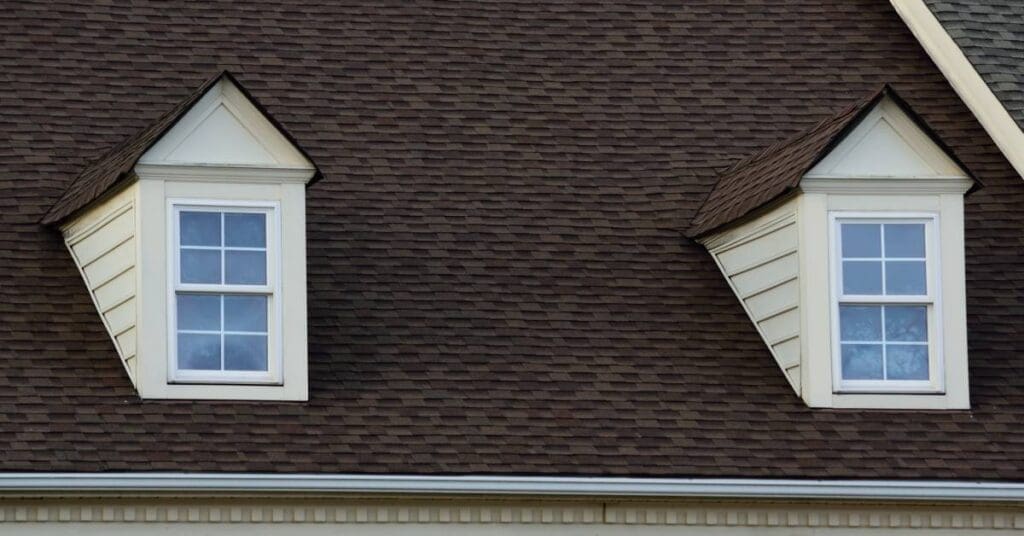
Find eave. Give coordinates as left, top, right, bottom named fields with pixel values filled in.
left=3, top=473, right=1024, bottom=502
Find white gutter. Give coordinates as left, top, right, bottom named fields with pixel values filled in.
left=3, top=473, right=1024, bottom=501
left=892, top=0, right=1024, bottom=180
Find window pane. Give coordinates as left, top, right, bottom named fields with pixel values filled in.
left=180, top=249, right=221, bottom=284
left=178, top=333, right=221, bottom=370
left=224, top=295, right=268, bottom=332
left=884, top=223, right=925, bottom=258
left=841, top=343, right=883, bottom=380
left=225, top=250, right=267, bottom=285
left=841, top=223, right=880, bottom=258
left=886, top=344, right=929, bottom=380
left=839, top=305, right=882, bottom=341
left=885, top=260, right=926, bottom=295
left=177, top=294, right=220, bottom=331
left=884, top=305, right=927, bottom=342
left=225, top=213, right=266, bottom=248
left=224, top=334, right=268, bottom=371
left=842, top=260, right=882, bottom=295
left=180, top=211, right=220, bottom=246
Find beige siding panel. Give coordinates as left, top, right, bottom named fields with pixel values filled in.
left=81, top=238, right=135, bottom=288
left=772, top=337, right=801, bottom=370
left=93, top=268, right=135, bottom=313
left=758, top=308, right=800, bottom=343
left=105, top=297, right=135, bottom=337
left=123, top=355, right=136, bottom=378
left=728, top=252, right=799, bottom=297
left=69, top=208, right=133, bottom=266
left=786, top=366, right=801, bottom=393
left=743, top=279, right=799, bottom=322
left=117, top=327, right=137, bottom=359
left=715, top=223, right=797, bottom=275
left=3, top=495, right=1023, bottom=532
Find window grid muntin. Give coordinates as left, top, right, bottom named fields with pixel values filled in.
left=170, top=202, right=279, bottom=384
left=831, top=214, right=941, bottom=393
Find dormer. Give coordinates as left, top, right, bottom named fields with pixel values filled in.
left=689, top=87, right=976, bottom=410
left=46, top=72, right=318, bottom=400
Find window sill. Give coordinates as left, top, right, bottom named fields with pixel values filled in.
left=828, top=392, right=968, bottom=410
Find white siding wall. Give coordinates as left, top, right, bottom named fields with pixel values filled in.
left=704, top=200, right=801, bottom=394
left=61, top=185, right=139, bottom=386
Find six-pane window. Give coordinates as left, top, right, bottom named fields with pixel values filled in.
left=173, top=205, right=275, bottom=381
left=834, top=217, right=938, bottom=390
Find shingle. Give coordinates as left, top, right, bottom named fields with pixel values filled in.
left=0, top=0, right=1022, bottom=480
left=687, top=88, right=881, bottom=237
left=926, top=1, right=1024, bottom=133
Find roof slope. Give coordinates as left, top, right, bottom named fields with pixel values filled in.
left=3, top=0, right=1024, bottom=479
left=926, top=1, right=1024, bottom=134
left=687, top=88, right=882, bottom=237
left=40, top=73, right=220, bottom=225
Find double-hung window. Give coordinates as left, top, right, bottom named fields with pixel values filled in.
left=831, top=213, right=942, bottom=393
left=170, top=202, right=280, bottom=384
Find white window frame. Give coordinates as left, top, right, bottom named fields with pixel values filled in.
left=167, top=199, right=283, bottom=385
left=828, top=211, right=945, bottom=394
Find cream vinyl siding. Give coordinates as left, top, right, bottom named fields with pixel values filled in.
left=61, top=185, right=140, bottom=385
left=703, top=198, right=802, bottom=394
left=4, top=495, right=1024, bottom=533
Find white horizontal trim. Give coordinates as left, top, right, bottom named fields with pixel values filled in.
left=3, top=473, right=1024, bottom=501
left=135, top=163, right=315, bottom=184
left=800, top=177, right=973, bottom=194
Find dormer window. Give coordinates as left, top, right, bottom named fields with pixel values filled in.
left=48, top=72, right=317, bottom=401
left=832, top=216, right=940, bottom=392
left=171, top=203, right=280, bottom=384
left=690, top=86, right=976, bottom=409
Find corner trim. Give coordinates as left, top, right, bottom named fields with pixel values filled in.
left=892, top=0, right=1024, bottom=180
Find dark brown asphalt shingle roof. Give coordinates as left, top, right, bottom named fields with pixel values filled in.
left=3, top=0, right=1024, bottom=479
left=688, top=88, right=882, bottom=237
left=926, top=0, right=1024, bottom=134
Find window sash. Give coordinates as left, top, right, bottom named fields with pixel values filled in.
left=829, top=213, right=943, bottom=394
left=168, top=201, right=281, bottom=385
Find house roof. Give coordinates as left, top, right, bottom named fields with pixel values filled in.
left=925, top=1, right=1024, bottom=134
left=4, top=0, right=1024, bottom=479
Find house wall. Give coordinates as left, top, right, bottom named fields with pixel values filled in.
left=3, top=495, right=1023, bottom=534
left=60, top=184, right=140, bottom=385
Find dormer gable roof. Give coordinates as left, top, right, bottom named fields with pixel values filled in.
left=687, top=86, right=978, bottom=238
left=41, top=71, right=321, bottom=225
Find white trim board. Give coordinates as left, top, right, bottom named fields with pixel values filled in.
left=892, top=0, right=1024, bottom=180
left=3, top=473, right=1024, bottom=501
left=138, top=78, right=314, bottom=172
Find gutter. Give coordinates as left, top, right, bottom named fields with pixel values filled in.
left=892, top=0, right=1024, bottom=180
left=3, top=473, right=1024, bottom=501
